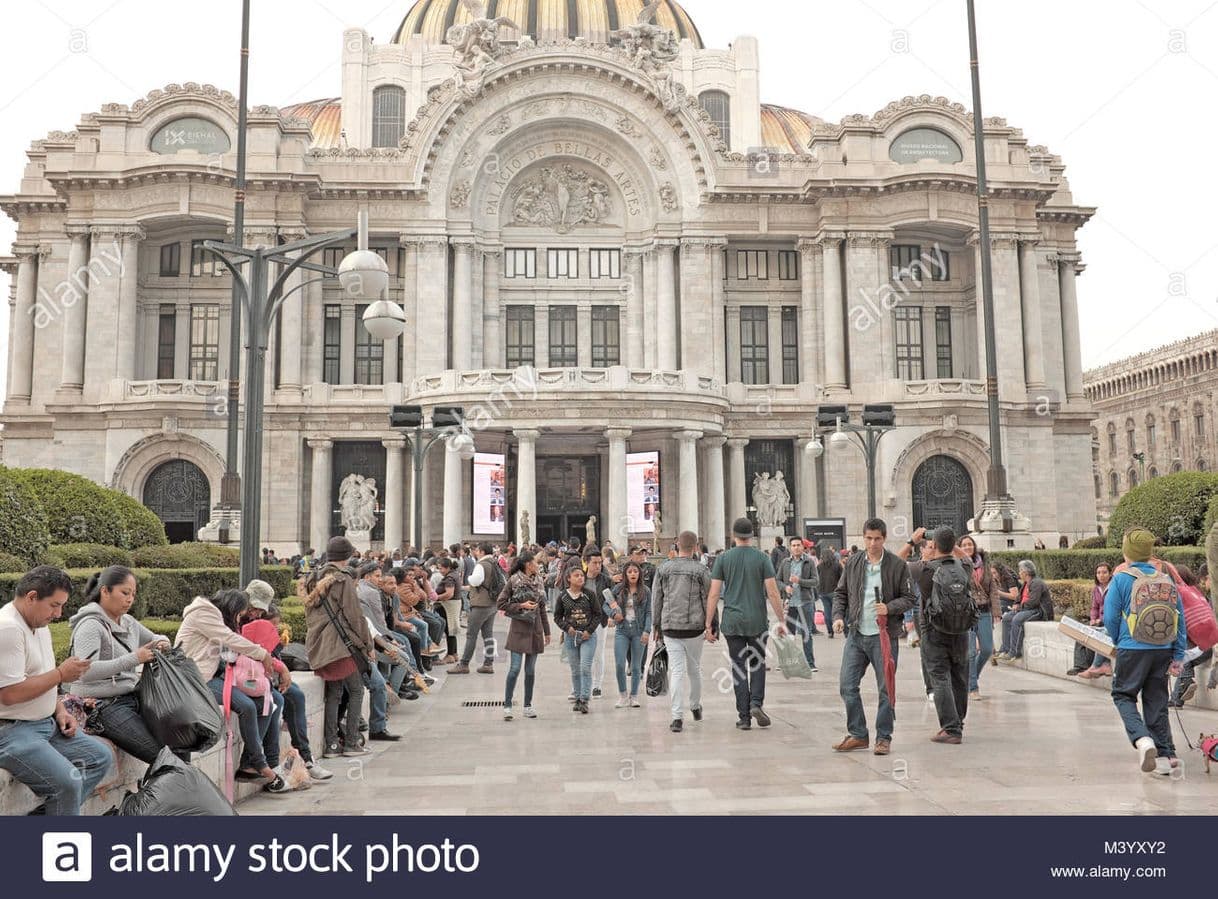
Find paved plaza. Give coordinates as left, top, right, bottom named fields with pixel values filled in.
left=243, top=621, right=1218, bottom=816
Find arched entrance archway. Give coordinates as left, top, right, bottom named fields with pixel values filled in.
left=911, top=455, right=974, bottom=536
left=142, top=460, right=211, bottom=543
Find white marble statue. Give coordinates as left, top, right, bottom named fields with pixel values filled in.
left=586, top=514, right=597, bottom=548
left=339, top=473, right=379, bottom=534
left=446, top=0, right=521, bottom=96
left=519, top=510, right=531, bottom=547
left=752, top=470, right=791, bottom=529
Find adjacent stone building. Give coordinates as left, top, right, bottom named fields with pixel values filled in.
left=1085, top=329, right=1218, bottom=527
left=1, top=0, right=1097, bottom=552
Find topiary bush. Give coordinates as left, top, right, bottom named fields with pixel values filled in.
left=42, top=543, right=134, bottom=570
left=1045, top=579, right=1095, bottom=621
left=131, top=542, right=240, bottom=569
left=989, top=548, right=1205, bottom=581
left=1203, top=494, right=1218, bottom=545
left=7, top=468, right=166, bottom=550
left=1106, top=471, right=1218, bottom=548
left=0, top=466, right=52, bottom=564
left=1070, top=535, right=1108, bottom=550
left=0, top=551, right=28, bottom=573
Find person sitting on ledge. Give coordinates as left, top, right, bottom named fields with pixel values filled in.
left=995, top=560, right=1054, bottom=662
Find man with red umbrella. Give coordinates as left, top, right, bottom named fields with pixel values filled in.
left=831, top=518, right=916, bottom=756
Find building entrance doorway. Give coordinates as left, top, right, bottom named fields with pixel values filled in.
left=536, top=456, right=600, bottom=548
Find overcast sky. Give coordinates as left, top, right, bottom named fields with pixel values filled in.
left=2, top=0, right=1216, bottom=397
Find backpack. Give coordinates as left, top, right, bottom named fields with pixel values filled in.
left=228, top=654, right=272, bottom=715
left=924, top=558, right=979, bottom=635
left=487, top=560, right=507, bottom=601
left=1125, top=568, right=1181, bottom=646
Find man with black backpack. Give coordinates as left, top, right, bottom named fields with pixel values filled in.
left=909, top=528, right=977, bottom=745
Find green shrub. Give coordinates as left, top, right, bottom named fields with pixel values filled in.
left=1203, top=494, right=1218, bottom=544
left=0, top=551, right=28, bottom=573
left=131, top=542, right=240, bottom=569
left=1107, top=471, right=1218, bottom=547
left=1070, top=535, right=1108, bottom=550
left=0, top=466, right=51, bottom=563
left=8, top=468, right=166, bottom=550
left=989, top=548, right=1205, bottom=581
left=43, top=543, right=134, bottom=569
left=1045, top=579, right=1095, bottom=621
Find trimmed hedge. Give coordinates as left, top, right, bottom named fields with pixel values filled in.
left=49, top=618, right=183, bottom=664
left=989, top=548, right=1205, bottom=581
left=42, top=543, right=134, bottom=570
left=1204, top=495, right=1218, bottom=544
left=0, top=466, right=51, bottom=563
left=131, top=542, right=240, bottom=569
left=9, top=468, right=166, bottom=550
left=1107, top=471, right=1218, bottom=548
left=1070, top=536, right=1108, bottom=550
left=1046, top=579, right=1094, bottom=621
left=0, top=552, right=28, bottom=573
left=0, top=566, right=293, bottom=619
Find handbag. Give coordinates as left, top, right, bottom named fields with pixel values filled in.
left=646, top=643, right=669, bottom=696
left=319, top=589, right=372, bottom=677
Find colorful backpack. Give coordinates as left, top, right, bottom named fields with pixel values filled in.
left=1125, top=569, right=1181, bottom=646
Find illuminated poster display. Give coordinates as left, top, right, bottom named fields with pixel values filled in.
left=472, top=452, right=506, bottom=535
left=626, top=451, right=660, bottom=534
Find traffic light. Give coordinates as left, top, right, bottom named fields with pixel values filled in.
left=389, top=405, right=423, bottom=429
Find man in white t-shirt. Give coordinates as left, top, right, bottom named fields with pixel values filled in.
left=0, top=566, right=113, bottom=815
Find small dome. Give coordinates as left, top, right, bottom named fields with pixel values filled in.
left=391, top=0, right=703, bottom=49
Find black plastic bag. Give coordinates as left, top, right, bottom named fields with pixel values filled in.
left=118, top=747, right=236, bottom=816
left=646, top=643, right=669, bottom=697
left=281, top=643, right=312, bottom=672
left=136, top=648, right=222, bottom=753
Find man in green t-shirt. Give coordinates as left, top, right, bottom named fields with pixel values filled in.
left=706, top=518, right=787, bottom=730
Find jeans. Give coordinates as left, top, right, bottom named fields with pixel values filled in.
left=377, top=650, right=410, bottom=695
left=208, top=675, right=283, bottom=771
left=419, top=609, right=446, bottom=647
left=324, top=669, right=365, bottom=750
left=1073, top=641, right=1096, bottom=672
left=364, top=665, right=390, bottom=734
left=967, top=613, right=994, bottom=692
left=665, top=635, right=704, bottom=721
left=819, top=593, right=835, bottom=635
left=614, top=628, right=645, bottom=696
left=89, top=692, right=163, bottom=764
left=923, top=628, right=970, bottom=736
left=394, top=626, right=423, bottom=668
left=839, top=629, right=898, bottom=742
left=460, top=605, right=498, bottom=665
left=0, top=717, right=113, bottom=815
left=785, top=600, right=818, bottom=668
left=591, top=625, right=608, bottom=691
left=565, top=632, right=598, bottom=701
left=725, top=635, right=767, bottom=719
left=282, top=682, right=314, bottom=763
left=1170, top=648, right=1212, bottom=702
left=1000, top=609, right=1040, bottom=657
left=504, top=652, right=537, bottom=708
left=1111, top=648, right=1176, bottom=757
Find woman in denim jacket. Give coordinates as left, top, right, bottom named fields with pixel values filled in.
left=604, top=562, right=653, bottom=708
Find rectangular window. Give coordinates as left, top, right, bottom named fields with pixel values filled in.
left=1147, top=424, right=1157, bottom=449
left=323, top=305, right=341, bottom=385
left=159, top=243, right=180, bottom=277
left=589, top=249, right=621, bottom=279
left=505, top=248, right=536, bottom=279
left=505, top=306, right=535, bottom=367
left=591, top=306, right=621, bottom=368
left=780, top=306, right=799, bottom=384
left=935, top=306, right=953, bottom=378
left=777, top=250, right=799, bottom=281
left=322, top=247, right=345, bottom=270
left=546, top=248, right=579, bottom=279
left=931, top=250, right=951, bottom=282
left=722, top=248, right=730, bottom=280
left=737, top=250, right=768, bottom=280
left=1197, top=413, right=1206, bottom=439
left=190, top=239, right=223, bottom=277
left=354, top=304, right=384, bottom=385
left=890, top=244, right=922, bottom=281
left=1108, top=433, right=1117, bottom=455
left=188, top=304, right=220, bottom=381
left=156, top=305, right=176, bottom=379
left=548, top=305, right=578, bottom=368
left=1171, top=419, right=1181, bottom=444
left=1128, top=430, right=1136, bottom=454
left=740, top=306, right=769, bottom=385
left=894, top=306, right=924, bottom=380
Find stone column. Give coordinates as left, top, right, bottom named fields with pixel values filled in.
left=383, top=437, right=406, bottom=553
left=1058, top=254, right=1086, bottom=400
left=116, top=227, right=144, bottom=383
left=820, top=234, right=847, bottom=390
left=451, top=238, right=474, bottom=371
left=795, top=437, right=821, bottom=528
left=514, top=429, right=539, bottom=545
left=677, top=430, right=702, bottom=536
left=767, top=305, right=784, bottom=385
left=726, top=438, right=749, bottom=522
left=339, top=305, right=356, bottom=384
left=1020, top=239, right=1047, bottom=390
left=703, top=436, right=727, bottom=552
left=278, top=234, right=306, bottom=395
left=59, top=227, right=90, bottom=391
left=725, top=306, right=742, bottom=383
left=606, top=428, right=632, bottom=548
left=679, top=240, right=715, bottom=378
left=82, top=228, right=123, bottom=395
left=302, top=275, right=324, bottom=386
left=656, top=240, right=678, bottom=370
left=643, top=248, right=658, bottom=368
left=308, top=438, right=334, bottom=553
left=797, top=240, right=820, bottom=387
left=709, top=241, right=727, bottom=382
left=625, top=250, right=645, bottom=369
left=174, top=304, right=191, bottom=379
left=988, top=234, right=1026, bottom=402
left=482, top=248, right=502, bottom=368
left=415, top=237, right=449, bottom=374
left=443, top=438, right=464, bottom=546
left=577, top=305, right=593, bottom=368
left=398, top=239, right=420, bottom=383
left=8, top=248, right=38, bottom=403
left=846, top=232, right=890, bottom=387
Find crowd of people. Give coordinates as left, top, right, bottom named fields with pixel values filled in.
left=0, top=517, right=1211, bottom=814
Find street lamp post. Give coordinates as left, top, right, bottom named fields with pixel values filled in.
left=1132, top=452, right=1147, bottom=484
left=389, top=406, right=473, bottom=553
left=808, top=405, right=896, bottom=521
left=206, top=212, right=403, bottom=584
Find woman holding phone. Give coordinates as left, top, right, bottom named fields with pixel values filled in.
left=498, top=552, right=551, bottom=720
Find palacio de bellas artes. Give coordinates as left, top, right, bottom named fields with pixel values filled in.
left=0, top=0, right=1108, bottom=556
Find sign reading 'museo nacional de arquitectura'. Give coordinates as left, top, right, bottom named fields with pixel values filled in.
left=0, top=0, right=1097, bottom=553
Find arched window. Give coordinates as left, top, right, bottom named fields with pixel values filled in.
left=1200, top=459, right=1209, bottom=472
left=699, top=90, right=731, bottom=148
left=1129, top=469, right=1139, bottom=488
left=1109, top=472, right=1120, bottom=497
left=1169, top=407, right=1181, bottom=445
left=1148, top=466, right=1159, bottom=479
left=1146, top=414, right=1156, bottom=449
left=1171, top=461, right=1182, bottom=473
left=1094, top=474, right=1101, bottom=499
left=371, top=85, right=406, bottom=148
left=1106, top=422, right=1117, bottom=456
left=1126, top=419, right=1137, bottom=454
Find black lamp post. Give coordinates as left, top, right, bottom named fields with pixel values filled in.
left=809, top=404, right=897, bottom=521
left=389, top=405, right=473, bottom=553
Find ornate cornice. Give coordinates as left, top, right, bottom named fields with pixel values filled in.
left=89, top=224, right=145, bottom=240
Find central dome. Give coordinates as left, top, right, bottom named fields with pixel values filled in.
left=391, top=0, right=703, bottom=49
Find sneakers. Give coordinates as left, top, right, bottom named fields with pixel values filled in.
left=750, top=707, right=772, bottom=728
left=568, top=692, right=577, bottom=702
left=263, top=775, right=290, bottom=794
left=615, top=696, right=630, bottom=709
left=322, top=743, right=343, bottom=759
left=1181, top=682, right=1198, bottom=703
left=1136, top=736, right=1158, bottom=773
left=592, top=688, right=602, bottom=698
left=630, top=696, right=641, bottom=708
left=476, top=663, right=494, bottom=674
left=342, top=744, right=371, bottom=758
left=735, top=718, right=752, bottom=730
left=691, top=706, right=703, bottom=722
left=926, top=692, right=935, bottom=703
left=449, top=662, right=471, bottom=675
left=931, top=729, right=963, bottom=744
left=809, top=666, right=819, bottom=673
left=503, top=706, right=514, bottom=720
left=1154, top=757, right=1173, bottom=777
left=368, top=731, right=401, bottom=742
left=523, top=706, right=538, bottom=718
left=577, top=700, right=589, bottom=714
left=670, top=719, right=683, bottom=732
left=305, top=761, right=334, bottom=781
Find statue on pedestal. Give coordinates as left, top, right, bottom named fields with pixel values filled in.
left=651, top=508, right=663, bottom=556
left=339, top=473, right=378, bottom=551
left=586, top=514, right=597, bottom=548
left=519, top=510, right=531, bottom=547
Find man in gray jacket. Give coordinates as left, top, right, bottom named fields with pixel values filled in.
left=776, top=537, right=820, bottom=671
left=651, top=530, right=712, bottom=732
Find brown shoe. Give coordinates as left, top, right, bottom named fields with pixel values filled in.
left=832, top=736, right=869, bottom=752
left=931, top=730, right=963, bottom=744
left=476, top=663, right=494, bottom=674
left=448, top=662, right=470, bottom=674
left=873, top=739, right=891, bottom=756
